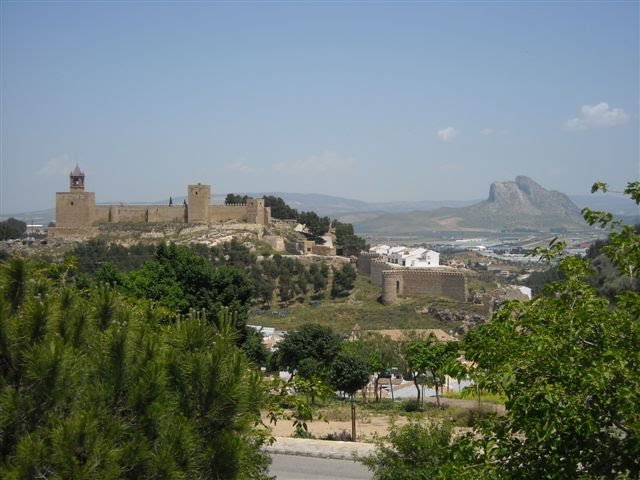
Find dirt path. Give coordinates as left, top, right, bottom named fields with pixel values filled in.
left=264, top=397, right=504, bottom=442
left=265, top=413, right=409, bottom=443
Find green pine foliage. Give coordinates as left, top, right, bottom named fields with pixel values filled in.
left=331, top=263, right=356, bottom=298
left=0, top=262, right=272, bottom=479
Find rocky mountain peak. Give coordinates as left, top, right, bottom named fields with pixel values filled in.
left=487, top=176, right=582, bottom=218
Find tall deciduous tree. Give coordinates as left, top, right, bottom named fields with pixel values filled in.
left=329, top=350, right=370, bottom=441
left=405, top=335, right=459, bottom=407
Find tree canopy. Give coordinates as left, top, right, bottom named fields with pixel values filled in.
left=0, top=218, right=26, bottom=241
left=363, top=180, right=640, bottom=479
left=0, top=259, right=272, bottom=479
left=275, top=323, right=342, bottom=378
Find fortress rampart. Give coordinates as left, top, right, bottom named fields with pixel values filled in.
left=49, top=167, right=271, bottom=238
left=380, top=268, right=467, bottom=305
left=358, top=250, right=468, bottom=304
left=356, top=251, right=380, bottom=275
left=371, top=258, right=392, bottom=286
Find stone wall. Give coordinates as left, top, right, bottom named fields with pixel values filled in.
left=356, top=251, right=380, bottom=275
left=52, top=176, right=271, bottom=239
left=311, top=244, right=336, bottom=256
left=55, top=192, right=96, bottom=228
left=93, top=205, right=185, bottom=224
left=208, top=205, right=246, bottom=223
left=381, top=268, right=467, bottom=305
left=187, top=184, right=211, bottom=223
left=371, top=258, right=391, bottom=286
left=381, top=270, right=403, bottom=305
left=93, top=206, right=111, bottom=223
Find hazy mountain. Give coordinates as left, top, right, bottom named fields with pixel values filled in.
left=355, top=176, right=588, bottom=234
left=254, top=192, right=478, bottom=217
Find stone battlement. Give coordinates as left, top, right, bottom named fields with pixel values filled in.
left=382, top=268, right=465, bottom=278
left=356, top=249, right=467, bottom=305
left=52, top=167, right=270, bottom=238
left=380, top=267, right=468, bottom=304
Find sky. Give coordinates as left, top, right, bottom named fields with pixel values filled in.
left=1, top=0, right=638, bottom=213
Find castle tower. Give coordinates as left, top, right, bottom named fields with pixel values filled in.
left=247, top=198, right=268, bottom=225
left=69, top=164, right=85, bottom=192
left=381, top=270, right=403, bottom=305
left=187, top=183, right=211, bottom=223
left=53, top=164, right=96, bottom=231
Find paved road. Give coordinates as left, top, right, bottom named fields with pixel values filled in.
left=269, top=453, right=372, bottom=480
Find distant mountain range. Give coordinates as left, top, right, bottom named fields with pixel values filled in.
left=3, top=178, right=638, bottom=232
left=353, top=176, right=587, bottom=234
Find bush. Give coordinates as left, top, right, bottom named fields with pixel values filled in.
left=403, top=400, right=422, bottom=413
left=323, top=430, right=352, bottom=442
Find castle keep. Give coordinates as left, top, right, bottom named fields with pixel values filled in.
left=356, top=251, right=468, bottom=304
left=49, top=166, right=270, bottom=238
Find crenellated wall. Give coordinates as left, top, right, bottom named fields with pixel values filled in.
left=381, top=268, right=467, bottom=304
left=356, top=251, right=380, bottom=275
left=208, top=204, right=246, bottom=223
left=52, top=175, right=271, bottom=238
left=93, top=205, right=185, bottom=224
left=371, top=258, right=392, bottom=286
left=359, top=250, right=467, bottom=305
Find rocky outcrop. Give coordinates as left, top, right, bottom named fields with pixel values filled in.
left=487, top=176, right=582, bottom=218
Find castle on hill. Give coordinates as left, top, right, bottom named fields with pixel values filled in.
left=48, top=166, right=271, bottom=238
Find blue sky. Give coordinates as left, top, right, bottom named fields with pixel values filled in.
left=1, top=1, right=638, bottom=213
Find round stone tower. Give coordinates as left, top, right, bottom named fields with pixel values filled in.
left=381, top=270, right=403, bottom=305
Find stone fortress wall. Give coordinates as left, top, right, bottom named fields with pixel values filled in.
left=357, top=252, right=467, bottom=305
left=49, top=167, right=270, bottom=238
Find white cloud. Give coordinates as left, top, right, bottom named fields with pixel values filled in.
left=36, top=154, right=75, bottom=177
left=224, top=160, right=255, bottom=173
left=480, top=128, right=494, bottom=136
left=564, top=102, right=630, bottom=131
left=437, top=127, right=459, bottom=142
left=272, top=151, right=357, bottom=174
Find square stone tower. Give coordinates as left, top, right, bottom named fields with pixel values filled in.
left=247, top=198, right=267, bottom=225
left=55, top=165, right=96, bottom=228
left=187, top=183, right=211, bottom=223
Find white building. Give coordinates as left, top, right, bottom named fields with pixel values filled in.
left=369, top=245, right=440, bottom=268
